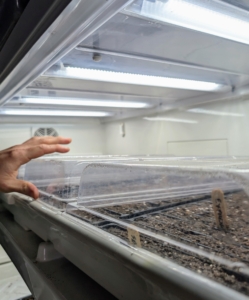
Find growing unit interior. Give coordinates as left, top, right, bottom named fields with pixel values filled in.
left=1, top=0, right=249, bottom=298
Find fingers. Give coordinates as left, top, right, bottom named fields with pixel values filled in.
left=22, top=136, right=72, bottom=146
left=1, top=137, right=71, bottom=155
left=9, top=144, right=70, bottom=170
left=3, top=179, right=39, bottom=199
left=28, top=144, right=70, bottom=159
left=20, top=144, right=70, bottom=162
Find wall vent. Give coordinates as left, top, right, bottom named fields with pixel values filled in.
left=34, top=128, right=58, bottom=137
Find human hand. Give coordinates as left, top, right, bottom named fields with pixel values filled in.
left=0, top=136, right=71, bottom=199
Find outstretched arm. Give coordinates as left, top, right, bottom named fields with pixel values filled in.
left=0, top=136, right=71, bottom=199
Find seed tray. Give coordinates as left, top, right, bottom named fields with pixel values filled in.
left=96, top=191, right=249, bottom=263
left=131, top=208, right=249, bottom=263
left=67, top=190, right=249, bottom=296
left=101, top=223, right=249, bottom=296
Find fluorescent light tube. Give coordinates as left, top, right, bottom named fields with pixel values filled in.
left=53, top=67, right=223, bottom=92
left=137, top=0, right=249, bottom=44
left=0, top=109, right=111, bottom=117
left=144, top=117, right=198, bottom=124
left=188, top=108, right=244, bottom=117
left=18, top=97, right=151, bottom=108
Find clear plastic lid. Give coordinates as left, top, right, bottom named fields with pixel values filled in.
left=23, top=156, right=249, bottom=209
left=24, top=159, right=80, bottom=209
left=77, top=162, right=245, bottom=207
left=24, top=155, right=167, bottom=208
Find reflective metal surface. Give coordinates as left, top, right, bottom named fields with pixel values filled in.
left=80, top=12, right=249, bottom=75
left=0, top=0, right=133, bottom=106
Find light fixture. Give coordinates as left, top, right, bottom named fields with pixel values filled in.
left=188, top=108, right=244, bottom=117
left=0, top=109, right=111, bottom=117
left=17, top=97, right=151, bottom=108
left=131, top=0, right=249, bottom=44
left=144, top=117, right=198, bottom=124
left=52, top=67, right=223, bottom=92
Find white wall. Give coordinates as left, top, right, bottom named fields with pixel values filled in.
left=0, top=127, right=31, bottom=150
left=1, top=98, right=249, bottom=157
left=103, top=98, right=249, bottom=156
left=56, top=123, right=104, bottom=155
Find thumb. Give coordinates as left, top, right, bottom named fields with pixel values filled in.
left=6, top=180, right=39, bottom=199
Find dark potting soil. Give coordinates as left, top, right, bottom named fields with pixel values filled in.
left=105, top=225, right=249, bottom=296
left=95, top=198, right=182, bottom=215
left=131, top=194, right=249, bottom=263
left=102, top=191, right=249, bottom=262
left=94, top=194, right=209, bottom=217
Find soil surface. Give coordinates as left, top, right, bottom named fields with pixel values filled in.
left=95, top=195, right=209, bottom=217
left=68, top=190, right=249, bottom=296
left=105, top=225, right=249, bottom=296
left=131, top=195, right=249, bottom=263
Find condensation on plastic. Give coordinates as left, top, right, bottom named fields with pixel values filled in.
left=23, top=157, right=128, bottom=208
left=66, top=156, right=144, bottom=199
left=24, top=159, right=79, bottom=209
left=76, top=162, right=245, bottom=207
left=23, top=156, right=249, bottom=209
left=23, top=156, right=151, bottom=209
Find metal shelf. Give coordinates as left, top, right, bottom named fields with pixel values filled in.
left=0, top=209, right=117, bottom=300
left=1, top=192, right=247, bottom=300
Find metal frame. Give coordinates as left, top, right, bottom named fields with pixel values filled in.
left=75, top=46, right=243, bottom=76
left=0, top=0, right=133, bottom=107
left=102, top=84, right=249, bottom=122
left=5, top=78, right=249, bottom=123
left=9, top=87, right=161, bottom=109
